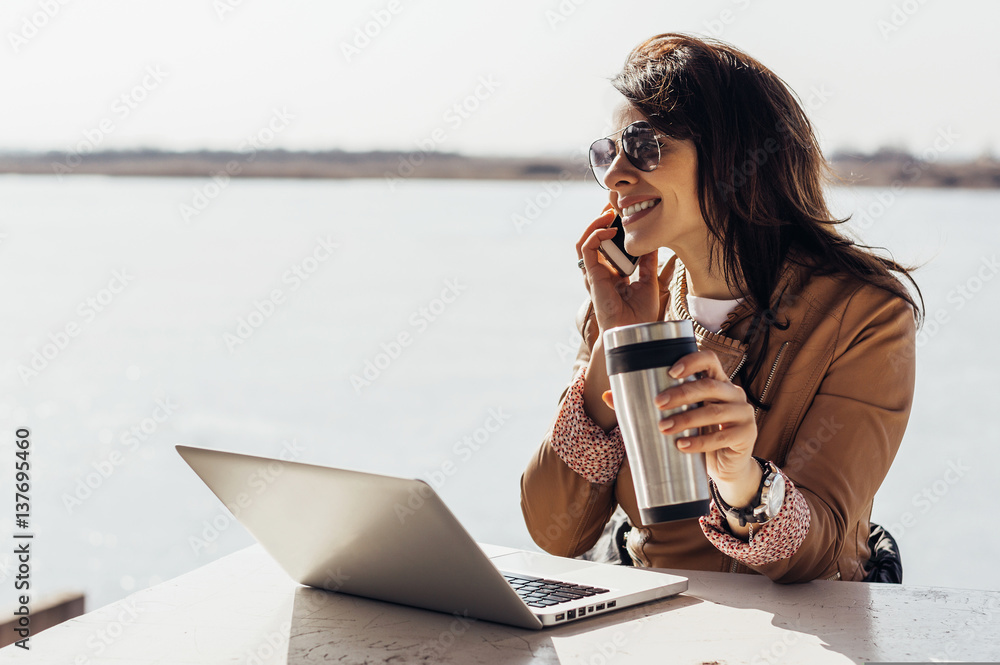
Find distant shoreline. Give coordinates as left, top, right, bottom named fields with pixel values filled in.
left=1, top=148, right=998, bottom=189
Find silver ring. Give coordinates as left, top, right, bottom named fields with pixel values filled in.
left=577, top=259, right=586, bottom=269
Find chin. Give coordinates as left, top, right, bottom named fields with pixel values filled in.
left=623, top=230, right=657, bottom=259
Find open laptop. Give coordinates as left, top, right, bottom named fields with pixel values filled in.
left=176, top=445, right=687, bottom=629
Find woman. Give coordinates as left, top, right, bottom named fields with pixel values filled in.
left=520, top=33, right=923, bottom=583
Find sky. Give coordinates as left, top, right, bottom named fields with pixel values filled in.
left=2, top=0, right=998, bottom=161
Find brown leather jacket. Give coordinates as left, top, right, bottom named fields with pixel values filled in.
left=520, top=253, right=917, bottom=582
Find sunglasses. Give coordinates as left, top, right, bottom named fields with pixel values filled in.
left=588, top=120, right=668, bottom=189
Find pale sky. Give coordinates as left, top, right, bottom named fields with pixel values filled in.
left=3, top=0, right=997, bottom=160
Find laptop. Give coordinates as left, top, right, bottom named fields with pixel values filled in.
left=176, top=445, right=688, bottom=629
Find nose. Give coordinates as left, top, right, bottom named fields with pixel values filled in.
left=602, top=142, right=638, bottom=190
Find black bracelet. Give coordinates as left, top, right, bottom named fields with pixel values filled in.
left=709, top=456, right=769, bottom=527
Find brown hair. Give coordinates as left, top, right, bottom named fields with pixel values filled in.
left=610, top=32, right=924, bottom=410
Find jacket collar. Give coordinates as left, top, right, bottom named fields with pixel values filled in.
left=657, top=253, right=804, bottom=381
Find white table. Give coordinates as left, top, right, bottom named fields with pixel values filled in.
left=3, top=543, right=998, bottom=664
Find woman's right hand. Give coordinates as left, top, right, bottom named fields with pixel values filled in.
left=576, top=205, right=660, bottom=334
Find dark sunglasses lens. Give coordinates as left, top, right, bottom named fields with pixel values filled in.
left=622, top=122, right=660, bottom=171
left=589, top=138, right=615, bottom=186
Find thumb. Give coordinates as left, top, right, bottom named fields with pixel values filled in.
left=601, top=390, right=615, bottom=410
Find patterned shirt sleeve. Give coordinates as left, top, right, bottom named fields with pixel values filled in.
left=549, top=369, right=626, bottom=485
left=699, top=469, right=811, bottom=567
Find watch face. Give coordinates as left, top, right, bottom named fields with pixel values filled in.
left=765, top=471, right=786, bottom=517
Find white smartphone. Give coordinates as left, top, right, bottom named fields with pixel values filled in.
left=598, top=215, right=639, bottom=277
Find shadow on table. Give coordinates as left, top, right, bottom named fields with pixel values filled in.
left=284, top=583, right=702, bottom=664
left=664, top=568, right=877, bottom=663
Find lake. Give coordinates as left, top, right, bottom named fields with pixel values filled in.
left=1, top=175, right=997, bottom=610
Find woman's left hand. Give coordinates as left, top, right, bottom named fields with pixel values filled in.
left=653, top=349, right=757, bottom=484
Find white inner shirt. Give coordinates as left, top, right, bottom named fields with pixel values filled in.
left=686, top=293, right=743, bottom=333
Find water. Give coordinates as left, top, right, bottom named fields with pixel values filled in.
left=0, top=175, right=997, bottom=611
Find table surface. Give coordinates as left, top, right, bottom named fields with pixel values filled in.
left=3, top=543, right=998, bottom=664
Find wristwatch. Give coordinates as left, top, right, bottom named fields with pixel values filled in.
left=709, top=457, right=786, bottom=527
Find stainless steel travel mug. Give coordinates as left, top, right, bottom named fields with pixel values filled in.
left=603, top=320, right=711, bottom=524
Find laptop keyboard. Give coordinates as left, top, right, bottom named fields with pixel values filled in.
left=502, top=573, right=610, bottom=608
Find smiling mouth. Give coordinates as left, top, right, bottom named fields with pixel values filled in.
left=621, top=199, right=661, bottom=217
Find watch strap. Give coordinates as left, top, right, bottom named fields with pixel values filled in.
left=709, top=457, right=775, bottom=527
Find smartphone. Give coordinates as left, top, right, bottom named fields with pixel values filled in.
left=598, top=215, right=639, bottom=277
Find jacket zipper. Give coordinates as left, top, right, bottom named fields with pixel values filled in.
left=728, top=341, right=788, bottom=574
left=725, top=351, right=748, bottom=576
left=753, top=341, right=789, bottom=419
left=728, top=352, right=748, bottom=381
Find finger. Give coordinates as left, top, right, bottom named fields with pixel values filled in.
left=659, top=401, right=753, bottom=436
left=666, top=350, right=726, bottom=382
left=655, top=375, right=746, bottom=410
left=601, top=390, right=615, bottom=410
left=576, top=208, right=618, bottom=260
left=580, top=226, right=621, bottom=275
left=672, top=423, right=757, bottom=454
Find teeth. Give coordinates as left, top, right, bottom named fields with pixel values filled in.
left=622, top=199, right=659, bottom=217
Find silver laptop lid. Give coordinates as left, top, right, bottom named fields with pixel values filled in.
left=176, top=445, right=541, bottom=629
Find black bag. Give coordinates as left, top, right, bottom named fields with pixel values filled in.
left=863, top=522, right=903, bottom=584
left=582, top=512, right=903, bottom=584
